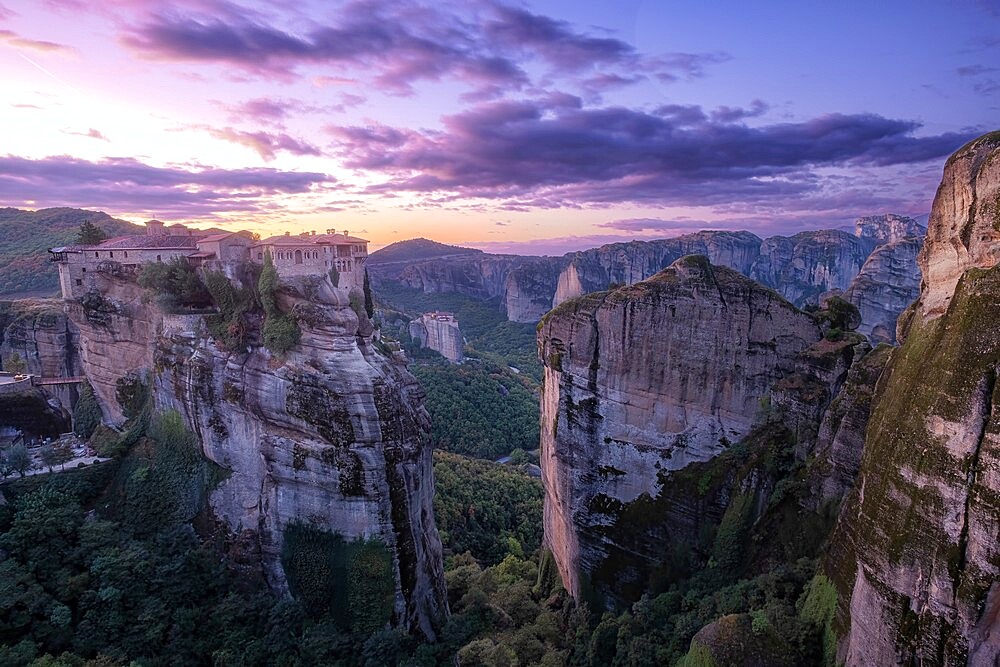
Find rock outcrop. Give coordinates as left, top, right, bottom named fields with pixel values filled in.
left=382, top=223, right=922, bottom=338
left=551, top=231, right=761, bottom=307
left=854, top=213, right=926, bottom=244
left=538, top=256, right=822, bottom=603
left=409, top=312, right=464, bottom=362
left=65, top=272, right=448, bottom=639
left=825, top=131, right=1000, bottom=665
left=748, top=230, right=877, bottom=306
left=0, top=299, right=82, bottom=409
left=844, top=237, right=923, bottom=343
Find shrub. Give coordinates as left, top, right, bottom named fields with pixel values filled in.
left=2, top=352, right=27, bottom=374
left=204, top=271, right=256, bottom=351
left=138, top=258, right=212, bottom=312
left=263, top=316, right=301, bottom=355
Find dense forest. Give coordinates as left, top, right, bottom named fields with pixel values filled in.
left=0, top=209, right=141, bottom=297
left=0, top=413, right=832, bottom=666
left=375, top=281, right=542, bottom=462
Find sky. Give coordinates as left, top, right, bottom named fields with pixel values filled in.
left=0, top=0, right=997, bottom=254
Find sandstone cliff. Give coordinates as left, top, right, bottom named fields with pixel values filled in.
left=825, top=131, right=1000, bottom=666
left=0, top=299, right=82, bottom=409
left=65, top=272, right=448, bottom=639
left=747, top=230, right=877, bottom=306
left=537, top=256, right=822, bottom=603
left=383, top=223, right=920, bottom=339
left=551, top=231, right=761, bottom=307
left=854, top=213, right=926, bottom=244
left=409, top=312, right=464, bottom=362
left=843, top=237, right=922, bottom=343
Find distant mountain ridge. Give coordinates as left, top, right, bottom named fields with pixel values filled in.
left=0, top=207, right=142, bottom=296
left=369, top=214, right=927, bottom=341
left=369, top=237, right=482, bottom=265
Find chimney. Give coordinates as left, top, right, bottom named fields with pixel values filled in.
left=312, top=230, right=316, bottom=235
left=343, top=229, right=349, bottom=236
left=285, top=231, right=290, bottom=236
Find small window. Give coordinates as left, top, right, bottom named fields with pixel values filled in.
left=109, top=251, right=114, bottom=258
left=75, top=279, right=82, bottom=286
left=257, top=252, right=263, bottom=260
left=124, top=251, right=128, bottom=258
left=157, top=255, right=162, bottom=261
left=81, top=268, right=86, bottom=273
left=95, top=252, right=99, bottom=258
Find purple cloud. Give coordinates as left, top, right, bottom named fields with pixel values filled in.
left=481, top=4, right=635, bottom=70
left=200, top=126, right=322, bottom=160
left=327, top=98, right=977, bottom=208
left=0, top=28, right=73, bottom=53
left=118, top=1, right=724, bottom=96
left=0, top=154, right=333, bottom=218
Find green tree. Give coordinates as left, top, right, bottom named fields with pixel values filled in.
left=73, top=383, right=102, bottom=438
left=75, top=220, right=107, bottom=245
left=6, top=444, right=32, bottom=477
left=363, top=269, right=374, bottom=319
left=3, top=352, right=28, bottom=374
left=257, top=250, right=301, bottom=354
left=40, top=442, right=58, bottom=473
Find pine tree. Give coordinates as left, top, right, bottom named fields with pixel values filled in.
left=76, top=220, right=107, bottom=245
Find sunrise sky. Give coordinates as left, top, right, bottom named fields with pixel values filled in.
left=0, top=0, right=997, bottom=253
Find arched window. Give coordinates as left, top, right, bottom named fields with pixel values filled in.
left=294, top=249, right=303, bottom=264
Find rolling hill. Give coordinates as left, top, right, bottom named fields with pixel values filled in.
left=0, top=207, right=142, bottom=297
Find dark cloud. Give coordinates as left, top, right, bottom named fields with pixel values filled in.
left=710, top=99, right=769, bottom=123
left=0, top=154, right=332, bottom=218
left=481, top=4, right=635, bottom=70
left=121, top=2, right=530, bottom=93
left=327, top=98, right=977, bottom=208
left=119, top=1, right=725, bottom=95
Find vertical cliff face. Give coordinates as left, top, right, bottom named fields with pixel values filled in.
left=409, top=312, right=464, bottom=362
left=398, top=255, right=520, bottom=301
left=66, top=275, right=448, bottom=639
left=0, top=299, right=82, bottom=409
left=550, top=231, right=762, bottom=308
left=854, top=213, right=926, bottom=244
left=826, top=132, right=1000, bottom=666
left=538, top=256, right=821, bottom=603
left=844, top=237, right=923, bottom=343
left=749, top=230, right=878, bottom=306
left=504, top=258, right=567, bottom=322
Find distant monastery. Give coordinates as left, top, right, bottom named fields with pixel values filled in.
left=49, top=220, right=368, bottom=299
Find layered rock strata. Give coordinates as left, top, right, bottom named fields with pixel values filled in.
left=65, top=272, right=448, bottom=639
left=826, top=131, right=1000, bottom=665
left=538, top=256, right=822, bottom=602
left=844, top=237, right=923, bottom=343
